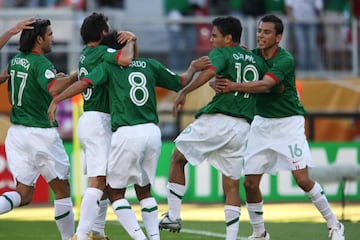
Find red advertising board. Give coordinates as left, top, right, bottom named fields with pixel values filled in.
left=0, top=145, right=49, bottom=203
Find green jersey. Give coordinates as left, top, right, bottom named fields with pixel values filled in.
left=82, top=58, right=183, bottom=132
left=196, top=46, right=268, bottom=122
left=78, top=45, right=119, bottom=113
left=8, top=52, right=57, bottom=128
left=252, top=47, right=307, bottom=118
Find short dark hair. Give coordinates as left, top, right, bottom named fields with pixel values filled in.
left=80, top=12, right=109, bottom=44
left=100, top=30, right=126, bottom=50
left=19, top=18, right=51, bottom=53
left=260, top=15, right=284, bottom=35
left=212, top=16, right=242, bottom=43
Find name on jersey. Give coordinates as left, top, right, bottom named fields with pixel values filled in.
left=11, top=57, right=30, bottom=71
left=233, top=52, right=256, bottom=63
left=129, top=60, right=146, bottom=68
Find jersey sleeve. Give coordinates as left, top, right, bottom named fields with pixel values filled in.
left=266, top=52, right=295, bottom=83
left=151, top=59, right=183, bottom=92
left=102, top=47, right=123, bottom=65
left=37, top=58, right=56, bottom=92
left=208, top=48, right=226, bottom=74
left=82, top=62, right=110, bottom=88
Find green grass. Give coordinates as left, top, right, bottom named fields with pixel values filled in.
left=0, top=219, right=357, bottom=240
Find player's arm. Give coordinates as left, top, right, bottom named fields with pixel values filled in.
left=117, top=31, right=137, bottom=63
left=48, top=79, right=90, bottom=125
left=173, top=68, right=216, bottom=117
left=0, top=17, right=35, bottom=49
left=48, top=71, right=78, bottom=96
left=215, top=74, right=277, bottom=94
left=179, top=56, right=211, bottom=85
left=116, top=40, right=135, bottom=66
left=0, top=64, right=9, bottom=85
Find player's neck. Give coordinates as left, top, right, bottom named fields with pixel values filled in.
left=262, top=44, right=279, bottom=60
left=32, top=46, right=44, bottom=55
left=87, top=40, right=101, bottom=48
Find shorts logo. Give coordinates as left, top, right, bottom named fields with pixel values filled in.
left=292, top=160, right=300, bottom=164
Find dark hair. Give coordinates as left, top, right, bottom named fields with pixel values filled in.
left=19, top=18, right=51, bottom=53
left=80, top=12, right=109, bottom=44
left=260, top=15, right=284, bottom=35
left=212, top=16, right=242, bottom=43
left=100, top=30, right=126, bottom=50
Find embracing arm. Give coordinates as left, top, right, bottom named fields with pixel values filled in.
left=179, top=56, right=211, bottom=85
left=215, top=74, right=277, bottom=94
left=0, top=64, right=9, bottom=85
left=117, top=31, right=137, bottom=65
left=172, top=68, right=215, bottom=117
left=117, top=40, right=135, bottom=66
left=48, top=72, right=79, bottom=96
left=48, top=80, right=90, bottom=125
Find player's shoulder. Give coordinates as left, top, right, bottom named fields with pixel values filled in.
left=276, top=47, right=294, bottom=60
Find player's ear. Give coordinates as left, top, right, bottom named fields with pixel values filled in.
left=36, top=35, right=44, bottom=44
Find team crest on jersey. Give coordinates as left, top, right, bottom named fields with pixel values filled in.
left=107, top=48, right=116, bottom=53
left=45, top=69, right=56, bottom=79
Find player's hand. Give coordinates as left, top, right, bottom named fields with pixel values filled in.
left=117, top=31, right=137, bottom=44
left=48, top=100, right=58, bottom=126
left=9, top=17, right=35, bottom=35
left=56, top=72, right=67, bottom=78
left=240, top=44, right=250, bottom=52
left=214, top=78, right=234, bottom=93
left=172, top=90, right=187, bottom=117
left=191, top=56, right=211, bottom=71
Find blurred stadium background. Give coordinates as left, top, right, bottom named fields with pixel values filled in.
left=0, top=0, right=359, bottom=212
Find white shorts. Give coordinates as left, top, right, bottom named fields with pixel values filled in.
left=107, top=123, right=161, bottom=188
left=175, top=114, right=250, bottom=180
left=5, top=125, right=70, bottom=186
left=245, top=115, right=313, bottom=175
left=77, top=111, right=112, bottom=177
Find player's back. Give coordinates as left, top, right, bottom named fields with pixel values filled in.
left=8, top=52, right=57, bottom=128
left=101, top=58, right=183, bottom=130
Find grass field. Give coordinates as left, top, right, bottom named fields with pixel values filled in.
left=0, top=202, right=359, bottom=240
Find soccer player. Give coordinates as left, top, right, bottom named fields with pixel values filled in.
left=0, top=18, right=76, bottom=240
left=159, top=16, right=268, bottom=240
left=69, top=12, right=136, bottom=240
left=47, top=31, right=210, bottom=240
left=214, top=14, right=345, bottom=240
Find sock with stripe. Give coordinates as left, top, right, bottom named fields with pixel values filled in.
left=112, top=198, right=146, bottom=240
left=0, top=191, right=21, bottom=214
left=246, top=201, right=266, bottom=236
left=54, top=197, right=74, bottom=240
left=140, top=197, right=159, bottom=240
left=167, top=182, right=186, bottom=220
left=224, top=205, right=241, bottom=240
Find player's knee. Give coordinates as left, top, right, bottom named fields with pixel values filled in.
left=171, top=148, right=187, bottom=166
left=243, top=178, right=258, bottom=192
